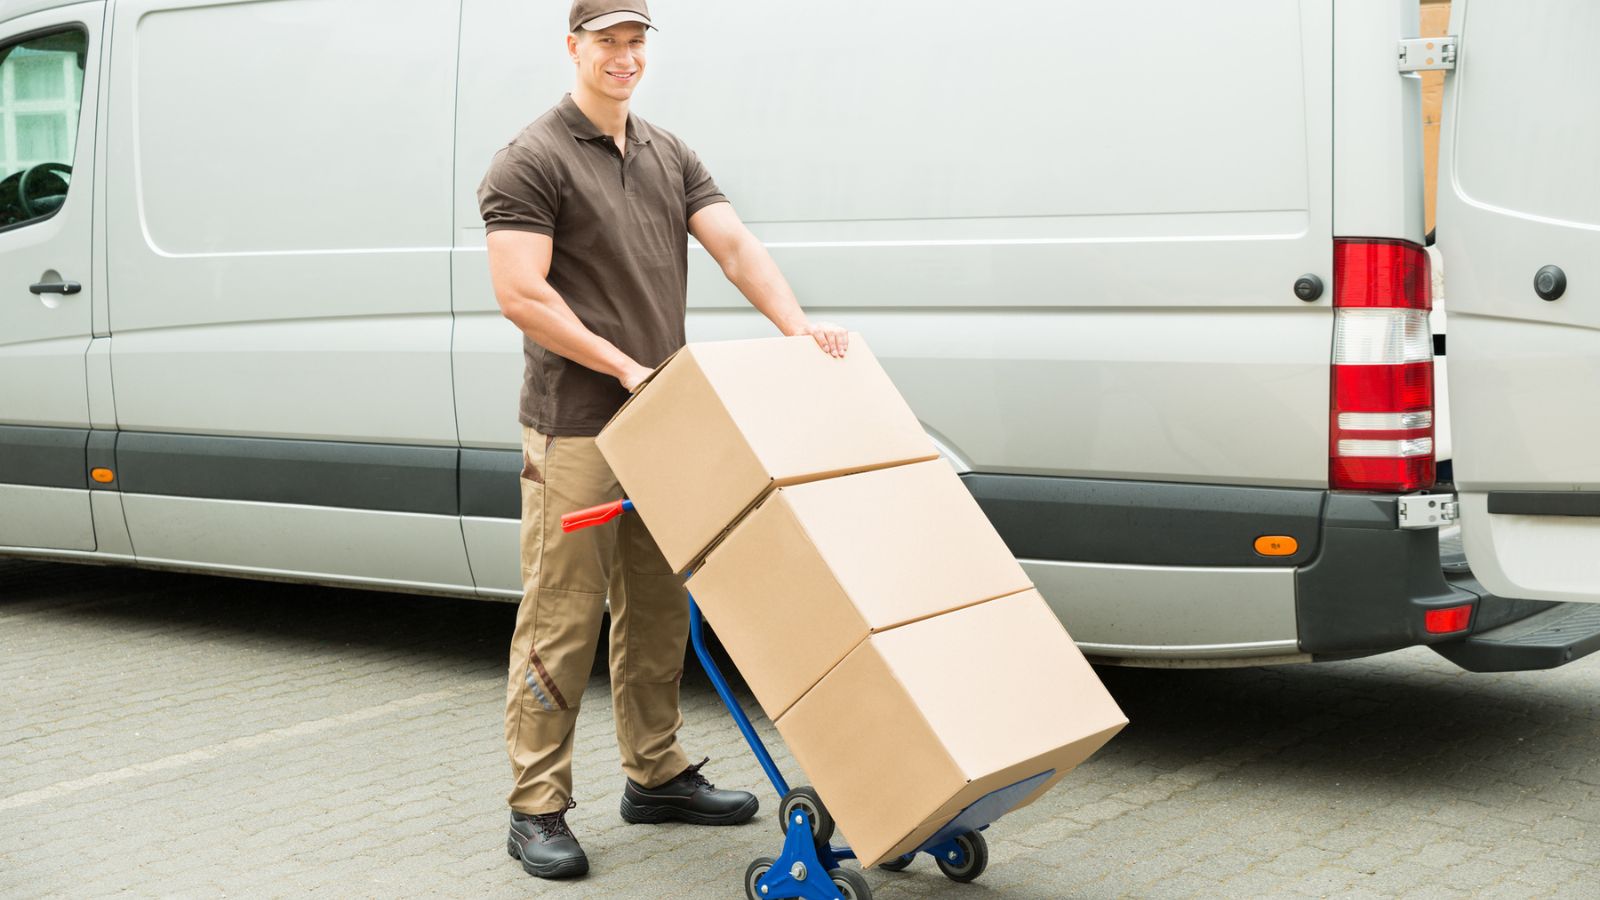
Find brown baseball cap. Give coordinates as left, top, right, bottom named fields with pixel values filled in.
left=569, top=0, right=654, bottom=32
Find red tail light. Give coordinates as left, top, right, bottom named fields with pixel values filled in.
left=1331, top=238, right=1432, bottom=310
left=1330, top=239, right=1436, bottom=492
left=1424, top=604, right=1473, bottom=635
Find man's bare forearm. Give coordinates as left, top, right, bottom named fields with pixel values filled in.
left=499, top=282, right=638, bottom=382
left=688, top=203, right=847, bottom=357
left=721, top=232, right=809, bottom=336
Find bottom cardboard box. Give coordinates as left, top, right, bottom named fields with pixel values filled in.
left=774, top=588, right=1127, bottom=867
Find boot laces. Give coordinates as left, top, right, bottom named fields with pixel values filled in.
left=530, top=798, right=577, bottom=840
left=675, top=756, right=714, bottom=791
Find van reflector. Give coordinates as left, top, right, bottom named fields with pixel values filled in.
left=1330, top=238, right=1436, bottom=492
left=91, top=467, right=115, bottom=483
left=1424, top=604, right=1473, bottom=634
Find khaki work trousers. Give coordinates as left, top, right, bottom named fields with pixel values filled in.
left=505, top=425, right=691, bottom=815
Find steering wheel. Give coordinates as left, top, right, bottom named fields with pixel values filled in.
left=17, top=162, right=72, bottom=219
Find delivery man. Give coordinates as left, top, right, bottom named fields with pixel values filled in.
left=477, top=0, right=849, bottom=881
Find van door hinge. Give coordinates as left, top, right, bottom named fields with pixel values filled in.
left=1398, top=493, right=1460, bottom=529
left=1398, top=37, right=1457, bottom=73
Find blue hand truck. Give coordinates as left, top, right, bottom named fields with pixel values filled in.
left=563, top=499, right=1051, bottom=900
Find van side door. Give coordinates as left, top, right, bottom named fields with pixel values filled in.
left=99, top=0, right=473, bottom=592
left=0, top=3, right=103, bottom=552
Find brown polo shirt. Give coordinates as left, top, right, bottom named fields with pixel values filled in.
left=477, top=94, right=727, bottom=436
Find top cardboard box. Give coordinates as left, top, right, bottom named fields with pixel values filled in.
left=596, top=334, right=939, bottom=572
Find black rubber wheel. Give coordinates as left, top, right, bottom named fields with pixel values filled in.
left=877, top=853, right=914, bottom=872
left=744, top=856, right=776, bottom=900
left=827, top=867, right=872, bottom=900
left=777, top=786, right=835, bottom=845
left=934, top=831, right=988, bottom=883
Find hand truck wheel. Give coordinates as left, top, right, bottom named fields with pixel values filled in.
left=934, top=830, right=988, bottom=883
left=744, top=856, right=776, bottom=900
left=777, top=786, right=835, bottom=845
left=877, top=853, right=914, bottom=872
left=827, top=867, right=872, bottom=900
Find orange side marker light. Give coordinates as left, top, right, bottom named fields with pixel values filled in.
left=91, top=467, right=115, bottom=483
left=1254, top=535, right=1298, bottom=557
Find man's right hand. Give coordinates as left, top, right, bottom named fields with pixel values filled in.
left=619, top=362, right=654, bottom=394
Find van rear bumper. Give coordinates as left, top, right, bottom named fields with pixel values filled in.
left=1292, top=493, right=1482, bottom=656
left=963, top=474, right=1591, bottom=670
left=1294, top=495, right=1600, bottom=668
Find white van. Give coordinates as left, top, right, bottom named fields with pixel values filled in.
left=1, top=0, right=1595, bottom=671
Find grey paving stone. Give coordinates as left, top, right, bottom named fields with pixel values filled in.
left=3, top=558, right=1599, bottom=898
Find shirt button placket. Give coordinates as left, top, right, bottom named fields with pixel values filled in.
left=622, top=146, right=640, bottom=197
left=598, top=137, right=626, bottom=190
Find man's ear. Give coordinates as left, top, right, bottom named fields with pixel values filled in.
left=567, top=33, right=580, bottom=63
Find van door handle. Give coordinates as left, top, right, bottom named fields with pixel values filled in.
left=29, top=280, right=81, bottom=295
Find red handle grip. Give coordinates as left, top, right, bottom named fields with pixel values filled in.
left=561, top=499, right=628, bottom=532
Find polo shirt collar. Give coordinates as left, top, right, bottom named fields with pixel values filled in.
left=557, top=93, right=652, bottom=147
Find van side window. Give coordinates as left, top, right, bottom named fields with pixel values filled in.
left=0, top=28, right=87, bottom=231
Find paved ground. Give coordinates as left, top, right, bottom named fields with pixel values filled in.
left=2, top=558, right=1598, bottom=899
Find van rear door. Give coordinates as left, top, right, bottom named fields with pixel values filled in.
left=1436, top=0, right=1600, bottom=603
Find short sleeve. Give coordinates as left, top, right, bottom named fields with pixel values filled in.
left=681, top=146, right=727, bottom=219
left=477, top=144, right=559, bottom=235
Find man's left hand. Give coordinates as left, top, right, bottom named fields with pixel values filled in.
left=801, top=321, right=849, bottom=358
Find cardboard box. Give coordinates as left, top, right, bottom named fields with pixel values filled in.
left=687, top=458, right=1033, bottom=719
left=595, top=335, right=938, bottom=572
left=774, top=590, right=1127, bottom=868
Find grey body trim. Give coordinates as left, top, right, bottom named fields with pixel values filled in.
left=1093, top=653, right=1314, bottom=669
left=0, top=427, right=523, bottom=518
left=115, top=432, right=458, bottom=515
left=1079, top=640, right=1304, bottom=658
left=0, top=483, right=96, bottom=550
left=118, top=494, right=476, bottom=593
left=1022, top=557, right=1300, bottom=659
left=962, top=473, right=1325, bottom=568
left=0, top=543, right=480, bottom=600
left=1487, top=491, right=1600, bottom=518
left=462, top=516, right=522, bottom=598
left=86, top=430, right=116, bottom=489
left=0, top=425, right=88, bottom=489
left=459, top=448, right=520, bottom=520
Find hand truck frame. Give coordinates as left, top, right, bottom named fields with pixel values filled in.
left=563, top=499, right=1051, bottom=900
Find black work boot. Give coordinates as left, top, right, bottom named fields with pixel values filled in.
left=507, top=799, right=589, bottom=879
left=620, top=757, right=759, bottom=826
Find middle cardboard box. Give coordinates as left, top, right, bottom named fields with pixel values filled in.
left=686, top=457, right=1034, bottom=720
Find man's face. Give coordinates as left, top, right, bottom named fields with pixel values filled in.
left=569, top=22, right=648, bottom=101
